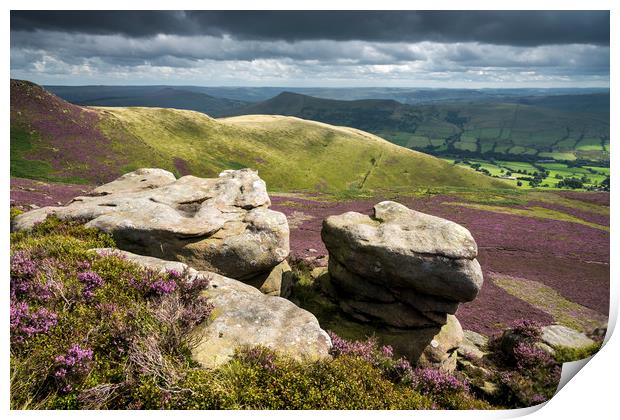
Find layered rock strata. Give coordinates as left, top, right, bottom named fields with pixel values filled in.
left=321, top=201, right=484, bottom=367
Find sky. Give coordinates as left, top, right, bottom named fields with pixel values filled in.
left=10, top=10, right=610, bottom=88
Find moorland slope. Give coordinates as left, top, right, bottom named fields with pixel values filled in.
left=11, top=79, right=509, bottom=192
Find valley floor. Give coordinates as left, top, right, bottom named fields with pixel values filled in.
left=11, top=177, right=609, bottom=337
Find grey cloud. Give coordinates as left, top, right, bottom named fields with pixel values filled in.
left=11, top=10, right=609, bottom=47
left=10, top=30, right=610, bottom=71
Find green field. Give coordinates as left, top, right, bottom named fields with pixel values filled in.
left=447, top=158, right=609, bottom=191
left=234, top=92, right=609, bottom=165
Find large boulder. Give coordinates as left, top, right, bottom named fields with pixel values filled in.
left=322, top=201, right=483, bottom=303
left=13, top=168, right=290, bottom=286
left=541, top=324, right=596, bottom=352
left=92, top=248, right=332, bottom=368
left=321, top=201, right=483, bottom=364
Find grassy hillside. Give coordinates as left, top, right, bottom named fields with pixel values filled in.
left=11, top=79, right=509, bottom=193
left=231, top=92, right=610, bottom=163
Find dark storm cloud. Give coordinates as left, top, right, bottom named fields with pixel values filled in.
left=11, top=10, right=609, bottom=46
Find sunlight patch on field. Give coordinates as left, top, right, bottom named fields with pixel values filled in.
left=491, top=274, right=608, bottom=333
left=443, top=202, right=609, bottom=231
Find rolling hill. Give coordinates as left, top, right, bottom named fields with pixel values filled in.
left=229, top=92, right=610, bottom=163
left=10, top=79, right=509, bottom=192
left=45, top=85, right=248, bottom=117
left=48, top=84, right=610, bottom=105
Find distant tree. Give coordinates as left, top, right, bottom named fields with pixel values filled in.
left=517, top=181, right=523, bottom=187
left=601, top=176, right=610, bottom=191
left=557, top=177, right=584, bottom=189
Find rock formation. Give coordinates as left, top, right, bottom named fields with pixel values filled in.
left=12, top=168, right=291, bottom=295
left=92, top=248, right=332, bottom=368
left=540, top=324, right=596, bottom=354
left=321, top=201, right=484, bottom=368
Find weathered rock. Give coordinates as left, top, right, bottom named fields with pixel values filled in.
left=457, top=342, right=486, bottom=360
left=322, top=201, right=483, bottom=302
left=315, top=271, right=339, bottom=299
left=197, top=273, right=331, bottom=368
left=321, top=201, right=483, bottom=364
left=92, top=248, right=331, bottom=368
left=535, top=342, right=556, bottom=356
left=422, top=315, right=464, bottom=364
left=340, top=300, right=444, bottom=328
left=541, top=324, right=596, bottom=351
left=463, top=330, right=489, bottom=349
left=90, top=168, right=177, bottom=195
left=13, top=168, right=290, bottom=283
left=372, top=327, right=442, bottom=363
left=591, top=324, right=607, bottom=341
left=328, top=257, right=396, bottom=303
left=458, top=330, right=489, bottom=360
left=246, top=260, right=293, bottom=298
left=458, top=359, right=492, bottom=378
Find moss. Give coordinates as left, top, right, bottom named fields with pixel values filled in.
left=10, top=207, right=24, bottom=221
left=554, top=342, right=601, bottom=363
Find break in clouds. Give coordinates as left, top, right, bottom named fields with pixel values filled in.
left=10, top=10, right=610, bottom=87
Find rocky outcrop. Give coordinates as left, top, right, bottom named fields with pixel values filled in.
left=457, top=330, right=489, bottom=360
left=321, top=201, right=484, bottom=366
left=540, top=324, right=596, bottom=354
left=92, top=248, right=332, bottom=368
left=13, top=168, right=290, bottom=293
left=245, top=260, right=294, bottom=298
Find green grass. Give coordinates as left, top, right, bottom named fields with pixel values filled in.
left=94, top=108, right=510, bottom=193
left=538, top=152, right=577, bottom=161
left=491, top=276, right=607, bottom=333
left=446, top=157, right=608, bottom=191
left=10, top=124, right=55, bottom=180
left=10, top=125, right=90, bottom=184
left=12, top=81, right=511, bottom=193
left=554, top=343, right=601, bottom=363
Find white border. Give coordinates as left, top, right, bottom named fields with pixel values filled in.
left=2, top=2, right=616, bottom=419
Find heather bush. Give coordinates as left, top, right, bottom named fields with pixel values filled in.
left=326, top=332, right=490, bottom=410
left=328, top=332, right=414, bottom=384
left=10, top=217, right=213, bottom=409
left=486, top=319, right=562, bottom=408
left=510, top=319, right=543, bottom=341
left=413, top=367, right=470, bottom=395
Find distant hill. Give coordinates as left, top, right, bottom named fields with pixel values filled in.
left=11, top=79, right=509, bottom=192
left=512, top=93, right=610, bottom=115
left=229, top=92, right=610, bottom=163
left=46, top=85, right=248, bottom=117
left=47, top=84, right=610, bottom=105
